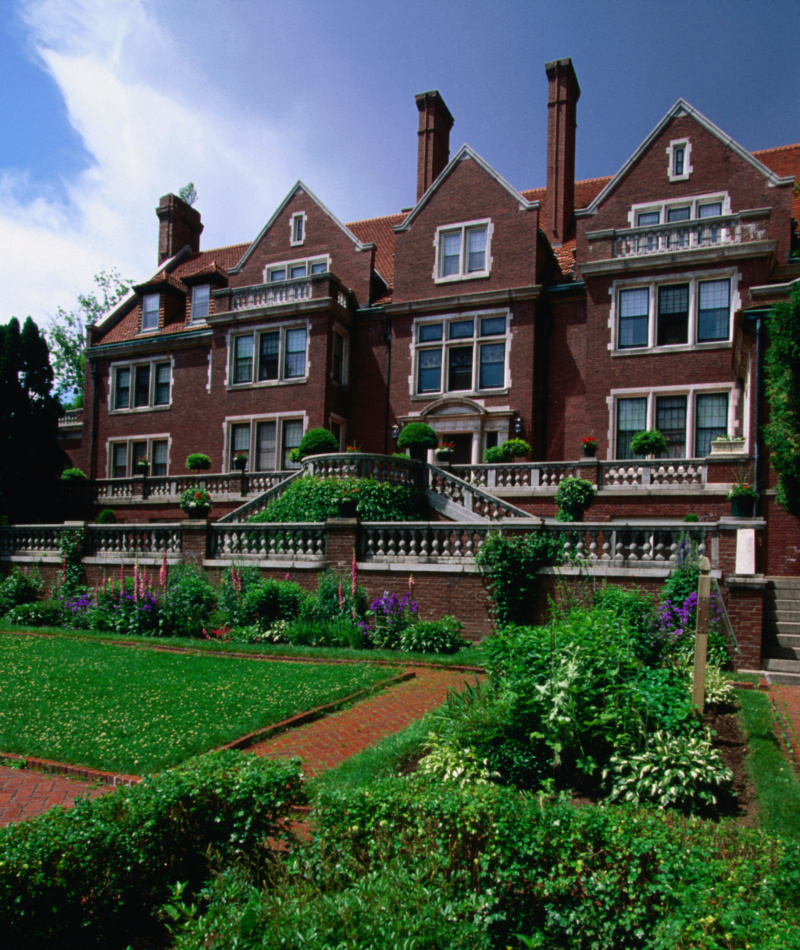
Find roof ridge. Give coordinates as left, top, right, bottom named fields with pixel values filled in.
left=347, top=211, right=407, bottom=226
left=753, top=142, right=800, bottom=155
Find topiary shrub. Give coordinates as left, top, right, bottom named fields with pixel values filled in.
left=683, top=512, right=700, bottom=522
left=555, top=476, right=595, bottom=522
left=397, top=422, right=438, bottom=451
left=185, top=453, right=212, bottom=471
left=96, top=509, right=117, bottom=524
left=296, top=427, right=339, bottom=460
left=484, top=446, right=507, bottom=463
left=500, top=438, right=531, bottom=459
left=60, top=467, right=86, bottom=481
left=630, top=429, right=668, bottom=457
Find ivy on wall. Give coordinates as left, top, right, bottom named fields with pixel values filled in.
left=763, top=287, right=800, bottom=515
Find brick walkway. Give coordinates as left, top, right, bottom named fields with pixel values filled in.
left=768, top=683, right=800, bottom=772
left=0, top=665, right=477, bottom=826
left=250, top=666, right=478, bottom=775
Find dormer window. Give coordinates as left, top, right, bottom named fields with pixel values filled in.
left=290, top=212, right=306, bottom=247
left=667, top=138, right=692, bottom=181
left=434, top=220, right=492, bottom=282
left=142, top=294, right=160, bottom=331
left=191, top=284, right=210, bottom=322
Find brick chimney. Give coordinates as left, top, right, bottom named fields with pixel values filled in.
left=544, top=58, right=580, bottom=245
left=156, top=193, right=203, bottom=264
left=415, top=90, right=454, bottom=202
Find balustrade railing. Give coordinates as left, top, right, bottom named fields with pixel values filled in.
left=86, top=524, right=182, bottom=557
left=451, top=459, right=708, bottom=491
left=209, top=523, right=326, bottom=560
left=0, top=524, right=68, bottom=556
left=304, top=453, right=418, bottom=487
left=217, top=471, right=303, bottom=523
left=361, top=522, right=492, bottom=561
left=58, top=409, right=83, bottom=428
left=600, top=460, right=706, bottom=489
left=231, top=280, right=311, bottom=311
left=426, top=465, right=531, bottom=521
left=612, top=212, right=769, bottom=259
left=93, top=470, right=291, bottom=501
left=451, top=462, right=580, bottom=490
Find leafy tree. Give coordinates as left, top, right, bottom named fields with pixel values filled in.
left=178, top=182, right=198, bottom=206
left=763, top=286, right=800, bottom=514
left=0, top=317, right=67, bottom=522
left=45, top=269, right=132, bottom=408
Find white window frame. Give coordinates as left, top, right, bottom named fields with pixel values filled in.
left=141, top=293, right=160, bottom=331
left=109, top=357, right=173, bottom=413
left=262, top=254, right=329, bottom=283
left=667, top=137, right=693, bottom=182
left=226, top=320, right=310, bottom=389
left=107, top=434, right=171, bottom=478
left=223, top=413, right=308, bottom=473
left=608, top=268, right=739, bottom=353
left=331, top=324, right=348, bottom=386
left=290, top=212, right=307, bottom=247
left=608, top=384, right=739, bottom=461
left=411, top=309, right=511, bottom=397
left=190, top=283, right=211, bottom=322
left=433, top=219, right=492, bottom=283
left=627, top=191, right=730, bottom=229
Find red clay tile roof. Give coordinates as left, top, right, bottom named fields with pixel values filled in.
left=172, top=244, right=250, bottom=279
left=347, top=213, right=406, bottom=288
left=134, top=270, right=187, bottom=293
left=753, top=144, right=800, bottom=222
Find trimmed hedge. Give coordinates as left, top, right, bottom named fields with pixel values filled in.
left=296, top=427, right=339, bottom=459
left=0, top=752, right=304, bottom=950
left=251, top=477, right=426, bottom=523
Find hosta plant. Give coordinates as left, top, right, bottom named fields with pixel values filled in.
left=604, top=730, right=733, bottom=815
left=685, top=661, right=736, bottom=708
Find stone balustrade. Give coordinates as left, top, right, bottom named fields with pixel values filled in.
left=451, top=462, right=581, bottom=490
left=425, top=466, right=530, bottom=521
left=92, top=471, right=291, bottom=502
left=361, top=522, right=492, bottom=561
left=0, top=524, right=68, bottom=556
left=231, top=280, right=311, bottom=311
left=452, top=459, right=708, bottom=491
left=87, top=524, right=183, bottom=557
left=303, top=453, right=418, bottom=487
left=209, top=523, right=326, bottom=560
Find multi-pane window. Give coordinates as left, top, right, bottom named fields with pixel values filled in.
left=141, top=294, right=160, bottom=331
left=109, top=438, right=168, bottom=477
left=226, top=418, right=304, bottom=472
left=415, top=314, right=507, bottom=395
left=332, top=331, right=346, bottom=384
left=231, top=325, right=308, bottom=386
left=673, top=146, right=685, bottom=177
left=265, top=257, right=327, bottom=282
left=112, top=361, right=171, bottom=411
left=616, top=277, right=732, bottom=350
left=191, top=284, right=210, bottom=321
left=436, top=222, right=490, bottom=280
left=291, top=213, right=305, bottom=245
left=615, top=391, right=730, bottom=459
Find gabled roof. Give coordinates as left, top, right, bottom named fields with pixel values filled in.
left=228, top=181, right=374, bottom=274
left=754, top=143, right=800, bottom=222
left=577, top=99, right=796, bottom=217
left=348, top=212, right=405, bottom=289
left=393, top=144, right=540, bottom=233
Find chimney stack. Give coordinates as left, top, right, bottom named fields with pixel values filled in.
left=156, top=193, right=203, bottom=264
left=415, top=90, right=454, bottom=202
left=544, top=58, right=580, bottom=245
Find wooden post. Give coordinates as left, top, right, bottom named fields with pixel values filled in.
left=692, top=556, right=711, bottom=713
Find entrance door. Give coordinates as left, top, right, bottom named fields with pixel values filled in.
left=448, top=433, right=472, bottom=464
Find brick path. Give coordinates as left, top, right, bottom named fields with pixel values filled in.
left=0, top=766, right=109, bottom=826
left=250, top=666, right=478, bottom=775
left=0, top=665, right=477, bottom=826
left=768, top=683, right=800, bottom=772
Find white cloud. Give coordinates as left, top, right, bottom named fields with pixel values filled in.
left=0, top=0, right=342, bottom=327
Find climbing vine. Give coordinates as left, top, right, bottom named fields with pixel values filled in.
left=763, top=287, right=800, bottom=515
left=59, top=528, right=86, bottom=596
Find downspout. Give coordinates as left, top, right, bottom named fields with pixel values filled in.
left=89, top=359, right=100, bottom=481
left=539, top=297, right=552, bottom=460
left=753, top=315, right=764, bottom=502
left=383, top=313, right=392, bottom=455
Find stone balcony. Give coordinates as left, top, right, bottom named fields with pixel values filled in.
left=213, top=273, right=352, bottom=317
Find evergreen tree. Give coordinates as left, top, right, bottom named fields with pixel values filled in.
left=0, top=317, right=66, bottom=523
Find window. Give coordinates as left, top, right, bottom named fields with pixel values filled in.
left=230, top=325, right=308, bottom=386
left=415, top=312, right=508, bottom=395
left=141, top=294, right=160, bottom=331
left=264, top=255, right=328, bottom=282
left=673, top=146, right=685, bottom=177
left=191, top=284, right=210, bottom=321
left=332, top=330, right=347, bottom=385
left=109, top=437, right=168, bottom=477
left=112, top=360, right=171, bottom=411
left=434, top=221, right=491, bottom=281
left=614, top=390, right=731, bottom=459
left=290, top=212, right=306, bottom=246
left=615, top=275, right=733, bottom=351
left=667, top=139, right=692, bottom=181
left=629, top=192, right=727, bottom=231
left=226, top=417, right=304, bottom=472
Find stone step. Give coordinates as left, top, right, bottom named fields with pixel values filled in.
left=763, top=642, right=800, bottom=661
left=767, top=577, right=800, bottom=591
left=764, top=669, right=800, bottom=686
left=765, top=608, right=800, bottom=624
left=762, top=656, right=800, bottom=674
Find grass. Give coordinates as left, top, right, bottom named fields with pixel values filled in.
left=0, top=622, right=484, bottom=668
left=0, top=632, right=399, bottom=775
left=736, top=686, right=800, bottom=839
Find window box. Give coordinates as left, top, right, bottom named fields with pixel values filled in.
left=709, top=436, right=746, bottom=456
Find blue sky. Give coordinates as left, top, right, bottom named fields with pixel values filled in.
left=2, top=0, right=798, bottom=326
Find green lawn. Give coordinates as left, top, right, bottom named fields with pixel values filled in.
left=0, top=633, right=398, bottom=775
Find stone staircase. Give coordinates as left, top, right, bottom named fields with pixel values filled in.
left=762, top=577, right=800, bottom=684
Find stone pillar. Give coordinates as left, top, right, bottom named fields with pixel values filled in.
left=181, top=521, right=209, bottom=566
left=325, top=518, right=358, bottom=574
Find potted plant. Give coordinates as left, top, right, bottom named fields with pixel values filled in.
left=397, top=422, right=439, bottom=463
left=180, top=486, right=213, bottom=519
left=555, top=476, right=595, bottom=522
left=710, top=434, right=747, bottom=456
left=630, top=429, right=668, bottom=458
left=335, top=484, right=360, bottom=519
left=435, top=441, right=455, bottom=466
left=582, top=435, right=598, bottom=458
left=728, top=480, right=758, bottom=518
left=186, top=453, right=212, bottom=471
left=232, top=451, right=248, bottom=472
left=136, top=455, right=150, bottom=475
left=500, top=438, right=531, bottom=460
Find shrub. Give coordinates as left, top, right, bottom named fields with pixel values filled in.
left=252, top=477, right=425, bottom=522
left=239, top=578, right=309, bottom=629
left=483, top=445, right=506, bottom=463
left=629, top=667, right=701, bottom=737
left=96, top=508, right=117, bottom=524
left=396, top=422, right=438, bottom=450
left=0, top=753, right=304, bottom=950
left=3, top=601, right=62, bottom=627
left=159, top=566, right=217, bottom=637
left=604, top=730, right=734, bottom=815
left=0, top=567, right=43, bottom=615
left=398, top=616, right=468, bottom=654
left=216, top=563, right=266, bottom=627
left=683, top=512, right=700, bottom=522
left=475, top=530, right=561, bottom=625
left=299, top=570, right=369, bottom=626
left=185, top=452, right=211, bottom=471
left=366, top=589, right=418, bottom=649
left=630, top=428, right=668, bottom=456
left=60, top=467, right=86, bottom=480
left=592, top=584, right=658, bottom=662
left=499, top=437, right=531, bottom=459
left=296, top=427, right=339, bottom=459
left=554, top=476, right=595, bottom=521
